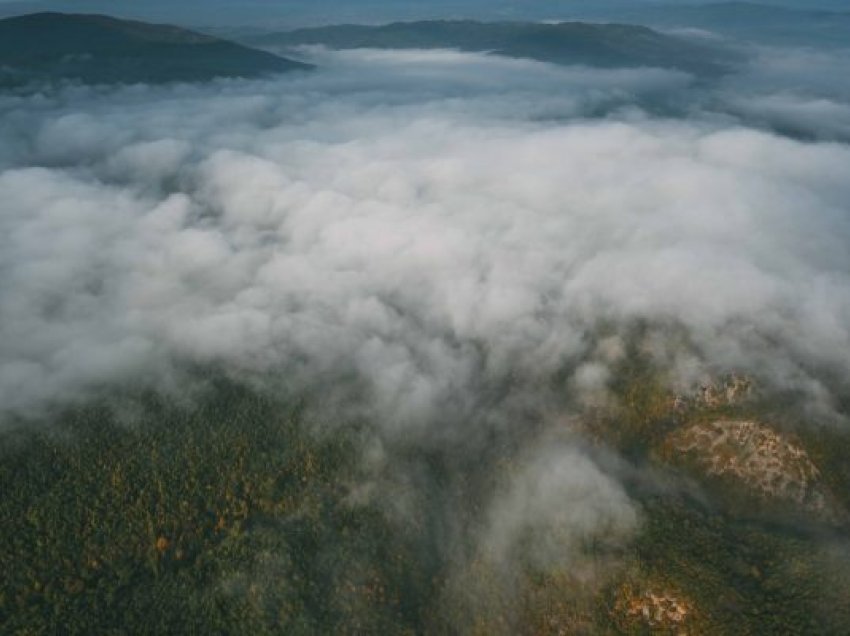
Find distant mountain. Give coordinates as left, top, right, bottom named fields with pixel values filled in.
left=247, top=20, right=744, bottom=76
left=682, top=2, right=850, bottom=48
left=0, top=12, right=312, bottom=87
left=569, top=2, right=850, bottom=48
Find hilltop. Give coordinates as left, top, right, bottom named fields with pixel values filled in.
left=0, top=12, right=311, bottom=86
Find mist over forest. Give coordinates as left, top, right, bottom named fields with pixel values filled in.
left=1, top=2, right=850, bottom=634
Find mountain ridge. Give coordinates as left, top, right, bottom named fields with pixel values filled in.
left=0, top=12, right=312, bottom=86
left=247, top=19, right=743, bottom=76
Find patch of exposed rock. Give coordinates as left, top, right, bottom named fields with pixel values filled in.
left=613, top=583, right=693, bottom=633
left=667, top=420, right=826, bottom=511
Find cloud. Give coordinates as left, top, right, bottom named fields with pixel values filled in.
left=1, top=49, right=849, bottom=425
left=1, top=48, right=850, bottom=596
left=483, top=445, right=638, bottom=568
left=716, top=46, right=850, bottom=141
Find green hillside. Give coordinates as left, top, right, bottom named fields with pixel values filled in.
left=2, top=353, right=849, bottom=634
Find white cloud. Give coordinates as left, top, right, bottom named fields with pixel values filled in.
left=1, top=45, right=849, bottom=607
left=484, top=446, right=638, bottom=568
left=1, top=50, right=849, bottom=428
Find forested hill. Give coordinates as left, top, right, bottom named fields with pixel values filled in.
left=248, top=20, right=743, bottom=76
left=0, top=12, right=311, bottom=86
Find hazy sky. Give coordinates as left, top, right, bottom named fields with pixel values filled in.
left=0, top=1, right=847, bottom=29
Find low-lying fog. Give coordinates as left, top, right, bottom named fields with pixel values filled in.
left=2, top=47, right=850, bottom=588
left=2, top=47, right=849, bottom=421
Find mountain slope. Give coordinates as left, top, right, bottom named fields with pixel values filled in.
left=562, top=2, right=850, bottom=48
left=0, top=12, right=311, bottom=86
left=248, top=20, right=743, bottom=76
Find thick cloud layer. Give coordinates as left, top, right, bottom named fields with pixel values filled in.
left=2, top=49, right=850, bottom=429
left=2, top=46, right=850, bottom=602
